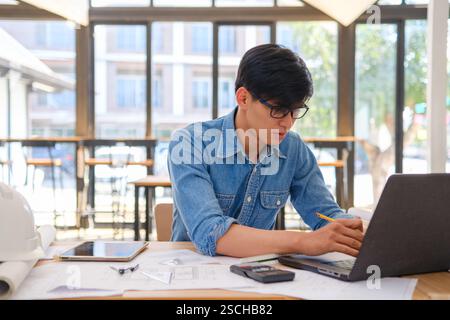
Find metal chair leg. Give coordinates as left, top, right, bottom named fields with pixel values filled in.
left=50, top=164, right=57, bottom=227
left=59, top=166, right=68, bottom=231
left=31, top=166, right=36, bottom=192
left=25, top=164, right=29, bottom=187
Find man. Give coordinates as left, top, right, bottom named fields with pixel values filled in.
left=168, top=44, right=363, bottom=258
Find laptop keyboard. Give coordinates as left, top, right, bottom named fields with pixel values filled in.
left=323, top=260, right=355, bottom=270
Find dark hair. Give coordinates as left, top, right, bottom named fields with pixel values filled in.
left=235, top=44, right=313, bottom=109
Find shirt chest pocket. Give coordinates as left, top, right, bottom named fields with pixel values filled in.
left=215, top=193, right=235, bottom=213
left=260, top=190, right=289, bottom=210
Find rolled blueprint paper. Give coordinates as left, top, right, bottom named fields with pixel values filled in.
left=0, top=225, right=56, bottom=299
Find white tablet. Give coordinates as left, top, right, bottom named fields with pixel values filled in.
left=57, top=241, right=148, bottom=262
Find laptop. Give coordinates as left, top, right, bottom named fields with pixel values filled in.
left=279, top=174, right=450, bottom=282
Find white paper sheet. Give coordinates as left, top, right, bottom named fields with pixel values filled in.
left=10, top=260, right=256, bottom=299
left=234, top=268, right=418, bottom=300
left=133, top=249, right=217, bottom=266
left=11, top=264, right=122, bottom=300
left=132, top=249, right=278, bottom=266
left=348, top=207, right=373, bottom=221
left=134, top=249, right=244, bottom=266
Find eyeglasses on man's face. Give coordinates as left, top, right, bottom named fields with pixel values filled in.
left=252, top=93, right=309, bottom=120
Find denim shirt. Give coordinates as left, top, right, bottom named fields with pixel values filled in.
left=168, top=108, right=353, bottom=256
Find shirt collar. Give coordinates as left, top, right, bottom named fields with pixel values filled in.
left=216, top=107, right=287, bottom=160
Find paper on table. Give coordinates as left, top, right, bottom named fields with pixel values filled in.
left=117, top=264, right=256, bottom=291
left=11, top=261, right=123, bottom=300
left=235, top=268, right=418, bottom=300
left=133, top=249, right=242, bottom=266
left=12, top=271, right=123, bottom=301
left=348, top=207, right=373, bottom=221
left=133, top=249, right=279, bottom=266
left=12, top=260, right=256, bottom=297
left=141, top=271, right=173, bottom=285
left=0, top=225, right=56, bottom=300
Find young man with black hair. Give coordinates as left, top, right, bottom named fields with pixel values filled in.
left=168, top=44, right=364, bottom=258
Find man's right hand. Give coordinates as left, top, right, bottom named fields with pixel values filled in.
left=297, top=219, right=364, bottom=257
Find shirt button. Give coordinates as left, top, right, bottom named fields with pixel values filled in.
left=247, top=196, right=252, bottom=203
left=276, top=200, right=281, bottom=206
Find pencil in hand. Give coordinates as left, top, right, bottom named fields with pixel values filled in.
left=315, top=212, right=336, bottom=223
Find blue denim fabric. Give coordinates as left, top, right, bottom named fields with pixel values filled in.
left=168, top=108, right=354, bottom=256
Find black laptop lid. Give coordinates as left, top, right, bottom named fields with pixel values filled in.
left=350, top=174, right=450, bottom=281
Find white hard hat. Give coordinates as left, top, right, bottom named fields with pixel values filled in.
left=0, top=183, right=44, bottom=261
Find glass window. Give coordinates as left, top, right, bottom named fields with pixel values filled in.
left=35, top=22, right=75, bottom=50
left=277, top=0, right=303, bottom=6
left=216, top=0, right=273, bottom=6
left=91, top=0, right=150, bottom=6
left=219, top=78, right=235, bottom=110
left=0, top=20, right=76, bottom=134
left=0, top=20, right=76, bottom=226
left=191, top=24, right=212, bottom=53
left=116, top=77, right=146, bottom=108
left=37, top=90, right=75, bottom=109
left=355, top=24, right=397, bottom=208
left=152, top=22, right=213, bottom=176
left=152, top=23, right=168, bottom=54
left=277, top=21, right=338, bottom=138
left=154, top=0, right=211, bottom=6
left=116, top=26, right=146, bottom=51
left=152, top=76, right=162, bottom=108
left=218, top=25, right=271, bottom=117
left=403, top=20, right=427, bottom=174
left=94, top=25, right=147, bottom=138
left=219, top=26, right=236, bottom=54
left=192, top=78, right=211, bottom=109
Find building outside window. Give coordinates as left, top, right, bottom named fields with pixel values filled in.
left=219, top=78, right=235, bottom=109
left=116, top=25, right=146, bottom=51
left=219, top=26, right=236, bottom=54
left=152, top=77, right=162, bottom=108
left=192, top=78, right=211, bottom=109
left=192, top=24, right=212, bottom=53
left=116, top=77, right=146, bottom=109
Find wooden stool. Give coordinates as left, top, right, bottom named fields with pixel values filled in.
left=318, top=160, right=346, bottom=208
left=130, top=175, right=172, bottom=241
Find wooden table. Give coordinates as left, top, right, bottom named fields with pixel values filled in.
left=37, top=241, right=450, bottom=300
left=129, top=176, right=172, bottom=241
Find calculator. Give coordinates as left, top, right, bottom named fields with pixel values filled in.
left=230, top=263, right=295, bottom=283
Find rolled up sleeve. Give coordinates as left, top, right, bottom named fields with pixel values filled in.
left=168, top=128, right=237, bottom=256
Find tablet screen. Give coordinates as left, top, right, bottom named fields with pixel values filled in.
left=61, top=241, right=147, bottom=258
